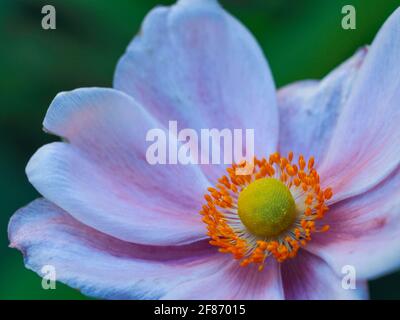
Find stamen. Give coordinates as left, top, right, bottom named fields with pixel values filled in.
left=200, top=152, right=333, bottom=270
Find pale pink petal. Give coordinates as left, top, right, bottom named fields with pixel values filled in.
left=278, top=48, right=366, bottom=163
left=319, top=8, right=400, bottom=201
left=163, top=258, right=283, bottom=300
left=8, top=199, right=230, bottom=300
left=29, top=87, right=210, bottom=245
left=281, top=251, right=368, bottom=300
left=114, top=0, right=278, bottom=180
left=307, top=165, right=400, bottom=280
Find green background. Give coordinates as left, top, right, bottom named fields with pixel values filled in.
left=1, top=0, right=400, bottom=299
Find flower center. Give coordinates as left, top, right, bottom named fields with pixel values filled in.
left=200, top=151, right=333, bottom=270
left=238, top=178, right=296, bottom=238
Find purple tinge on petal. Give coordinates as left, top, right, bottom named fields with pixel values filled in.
left=114, top=0, right=279, bottom=181
left=319, top=8, right=400, bottom=202
left=29, top=87, right=210, bottom=246
left=8, top=199, right=232, bottom=300
left=307, top=165, right=400, bottom=280
left=278, top=48, right=367, bottom=163
left=163, top=258, right=284, bottom=300
left=281, top=250, right=368, bottom=300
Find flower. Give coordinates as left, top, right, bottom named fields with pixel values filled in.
left=8, top=0, right=400, bottom=299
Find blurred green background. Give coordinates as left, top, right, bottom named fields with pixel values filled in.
left=1, top=0, right=400, bottom=299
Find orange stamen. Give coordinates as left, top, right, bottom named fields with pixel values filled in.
left=200, top=152, right=333, bottom=270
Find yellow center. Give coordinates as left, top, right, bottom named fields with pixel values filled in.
left=238, top=178, right=297, bottom=237
left=200, top=152, right=333, bottom=269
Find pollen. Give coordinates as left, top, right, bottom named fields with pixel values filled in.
left=200, top=152, right=332, bottom=270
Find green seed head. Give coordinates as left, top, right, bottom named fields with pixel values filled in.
left=238, top=178, right=297, bottom=237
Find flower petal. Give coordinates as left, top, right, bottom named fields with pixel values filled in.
left=278, top=48, right=366, bottom=163
left=163, top=258, right=283, bottom=300
left=29, top=87, right=210, bottom=245
left=281, top=250, right=368, bottom=300
left=114, top=0, right=278, bottom=180
left=307, top=165, right=400, bottom=280
left=319, top=8, right=400, bottom=201
left=8, top=199, right=230, bottom=300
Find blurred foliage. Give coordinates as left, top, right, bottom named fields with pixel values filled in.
left=1, top=0, right=400, bottom=299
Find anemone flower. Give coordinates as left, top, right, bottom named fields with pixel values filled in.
left=8, top=0, right=400, bottom=300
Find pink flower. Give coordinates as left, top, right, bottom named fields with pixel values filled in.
left=8, top=0, right=400, bottom=299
